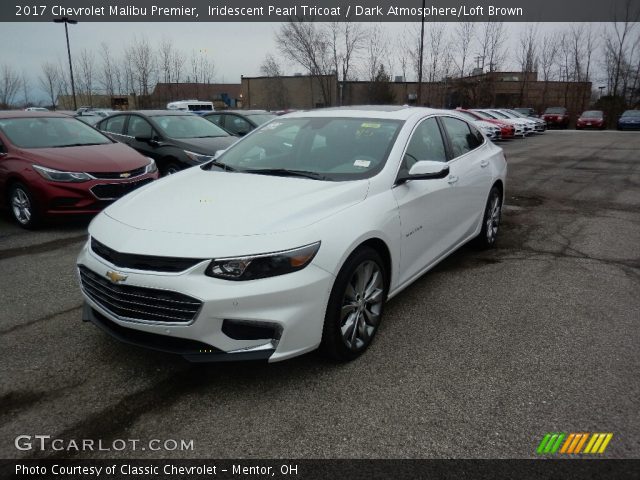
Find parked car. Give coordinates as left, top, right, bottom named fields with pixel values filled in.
left=576, top=110, right=606, bottom=130
left=167, top=100, right=215, bottom=115
left=77, top=106, right=507, bottom=363
left=451, top=109, right=501, bottom=140
left=96, top=110, right=237, bottom=175
left=513, top=107, right=537, bottom=117
left=24, top=107, right=49, bottom=112
left=203, top=110, right=277, bottom=136
left=0, top=111, right=158, bottom=228
left=542, top=107, right=570, bottom=129
left=473, top=109, right=527, bottom=137
left=456, top=109, right=515, bottom=139
left=616, top=110, right=640, bottom=130
left=500, top=109, right=546, bottom=132
left=487, top=109, right=537, bottom=135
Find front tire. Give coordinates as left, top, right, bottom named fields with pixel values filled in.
left=321, top=247, right=388, bottom=362
left=8, top=182, right=40, bottom=229
left=474, top=186, right=502, bottom=249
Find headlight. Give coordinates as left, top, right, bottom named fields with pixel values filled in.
left=32, top=164, right=93, bottom=183
left=184, top=150, right=214, bottom=163
left=145, top=157, right=158, bottom=174
left=205, top=242, right=320, bottom=281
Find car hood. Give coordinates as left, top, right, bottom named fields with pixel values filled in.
left=103, top=167, right=369, bottom=236
left=170, top=136, right=237, bottom=154
left=21, top=142, right=148, bottom=172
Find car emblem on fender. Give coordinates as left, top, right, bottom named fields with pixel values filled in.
left=120, top=172, right=131, bottom=178
left=106, top=271, right=128, bottom=283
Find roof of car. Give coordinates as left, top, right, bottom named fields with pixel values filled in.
left=285, top=105, right=444, bottom=121
left=124, top=110, right=197, bottom=117
left=0, top=111, right=72, bottom=119
left=215, top=110, right=273, bottom=115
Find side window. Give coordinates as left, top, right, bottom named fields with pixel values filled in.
left=226, top=115, right=252, bottom=135
left=103, top=115, right=126, bottom=135
left=127, top=116, right=153, bottom=138
left=206, top=114, right=222, bottom=126
left=442, top=117, right=482, bottom=158
left=403, top=117, right=448, bottom=171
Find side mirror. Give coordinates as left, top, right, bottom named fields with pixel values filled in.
left=213, top=149, right=226, bottom=159
left=237, top=130, right=249, bottom=137
left=397, top=160, right=449, bottom=184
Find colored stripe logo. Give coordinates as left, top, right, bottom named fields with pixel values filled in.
left=537, top=433, right=613, bottom=454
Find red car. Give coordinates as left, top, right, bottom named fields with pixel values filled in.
left=456, top=108, right=516, bottom=139
left=0, top=112, right=158, bottom=228
left=542, top=107, right=570, bottom=129
left=576, top=110, right=606, bottom=130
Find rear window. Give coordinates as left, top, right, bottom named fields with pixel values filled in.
left=188, top=104, right=213, bottom=111
left=581, top=111, right=603, bottom=118
left=0, top=117, right=111, bottom=148
left=622, top=110, right=640, bottom=117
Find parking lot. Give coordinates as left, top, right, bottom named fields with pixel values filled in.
left=1, top=131, right=639, bottom=459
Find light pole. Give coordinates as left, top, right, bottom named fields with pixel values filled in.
left=417, top=0, right=425, bottom=105
left=53, top=16, right=78, bottom=110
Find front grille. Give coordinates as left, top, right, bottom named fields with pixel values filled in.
left=90, top=178, right=153, bottom=200
left=91, top=238, right=205, bottom=272
left=79, top=265, right=202, bottom=323
left=89, top=166, right=147, bottom=179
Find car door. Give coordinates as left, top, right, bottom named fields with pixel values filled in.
left=125, top=115, right=160, bottom=160
left=392, top=116, right=462, bottom=286
left=439, top=116, right=493, bottom=240
left=99, top=114, right=128, bottom=143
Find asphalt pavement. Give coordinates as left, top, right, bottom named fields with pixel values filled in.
left=1, top=130, right=638, bottom=459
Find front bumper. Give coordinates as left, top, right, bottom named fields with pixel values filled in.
left=77, top=240, right=335, bottom=362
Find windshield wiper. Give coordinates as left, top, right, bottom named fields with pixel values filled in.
left=243, top=168, right=328, bottom=180
left=52, top=142, right=106, bottom=148
left=202, top=160, right=235, bottom=172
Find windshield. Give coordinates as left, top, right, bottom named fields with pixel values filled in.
left=622, top=110, right=640, bottom=118
left=545, top=107, right=566, bottom=114
left=247, top=114, right=277, bottom=125
left=581, top=111, right=603, bottom=118
left=153, top=114, right=230, bottom=138
left=0, top=117, right=111, bottom=148
left=213, top=117, right=403, bottom=181
left=514, top=108, right=532, bottom=115
left=492, top=110, right=514, bottom=119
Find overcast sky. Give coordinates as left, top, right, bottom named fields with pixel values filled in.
left=1, top=22, right=607, bottom=104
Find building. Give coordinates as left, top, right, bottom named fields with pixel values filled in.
left=150, top=83, right=241, bottom=109
left=240, top=71, right=592, bottom=119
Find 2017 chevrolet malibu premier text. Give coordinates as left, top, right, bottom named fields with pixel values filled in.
left=77, top=106, right=507, bottom=363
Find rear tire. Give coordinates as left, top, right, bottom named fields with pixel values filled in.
left=321, top=247, right=388, bottom=362
left=8, top=182, right=40, bottom=229
left=473, top=186, right=502, bottom=249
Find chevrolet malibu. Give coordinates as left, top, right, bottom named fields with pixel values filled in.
left=77, top=106, right=507, bottom=362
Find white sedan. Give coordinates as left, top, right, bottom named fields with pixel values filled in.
left=77, top=107, right=507, bottom=363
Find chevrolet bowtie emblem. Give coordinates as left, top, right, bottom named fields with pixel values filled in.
left=120, top=172, right=131, bottom=178
left=106, top=271, right=128, bottom=283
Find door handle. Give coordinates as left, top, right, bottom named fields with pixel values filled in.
left=480, top=159, right=489, bottom=168
left=447, top=175, right=459, bottom=185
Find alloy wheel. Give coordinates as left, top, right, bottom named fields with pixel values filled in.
left=339, top=260, right=384, bottom=350
left=486, top=194, right=501, bottom=243
left=11, top=187, right=32, bottom=225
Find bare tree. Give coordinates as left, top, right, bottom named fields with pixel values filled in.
left=130, top=36, right=156, bottom=106
left=260, top=54, right=288, bottom=109
left=39, top=62, right=60, bottom=109
left=328, top=21, right=364, bottom=105
left=99, top=42, right=116, bottom=97
left=0, top=64, right=21, bottom=108
left=516, top=24, right=539, bottom=106
left=454, top=22, right=475, bottom=77
left=276, top=19, right=333, bottom=106
left=76, top=48, right=96, bottom=105
left=21, top=72, right=31, bottom=108
left=603, top=0, right=640, bottom=97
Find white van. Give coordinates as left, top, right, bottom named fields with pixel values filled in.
left=166, top=100, right=215, bottom=115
